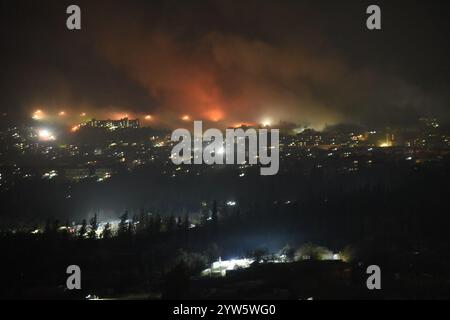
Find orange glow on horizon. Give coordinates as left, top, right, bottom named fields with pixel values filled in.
left=204, top=109, right=224, bottom=122
left=233, top=122, right=256, bottom=128
left=108, top=112, right=132, bottom=120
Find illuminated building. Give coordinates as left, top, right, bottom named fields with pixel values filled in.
left=85, top=118, right=140, bottom=130
left=379, top=133, right=394, bottom=148
left=201, top=257, right=254, bottom=277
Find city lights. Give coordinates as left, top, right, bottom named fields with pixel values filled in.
left=58, top=111, right=66, bottom=116
left=182, top=115, right=190, bottom=121
left=144, top=115, right=152, bottom=120
left=233, top=122, right=255, bottom=128
left=32, top=110, right=44, bottom=120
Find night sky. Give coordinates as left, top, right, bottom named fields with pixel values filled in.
left=1, top=0, right=450, bottom=128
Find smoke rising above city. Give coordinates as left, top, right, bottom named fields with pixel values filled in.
left=2, top=0, right=450, bottom=130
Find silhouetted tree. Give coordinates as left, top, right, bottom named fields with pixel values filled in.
left=127, top=221, right=134, bottom=237
left=44, top=219, right=52, bottom=235
left=137, top=210, right=147, bottom=235
left=88, top=213, right=98, bottom=240
left=166, top=214, right=176, bottom=233
left=61, top=220, right=71, bottom=240
left=78, top=219, right=87, bottom=239
left=118, top=211, right=129, bottom=236
left=152, top=214, right=162, bottom=235
left=52, top=219, right=60, bottom=232
left=102, top=222, right=112, bottom=239
left=201, top=207, right=209, bottom=225
left=182, top=213, right=190, bottom=231
left=250, top=248, right=269, bottom=263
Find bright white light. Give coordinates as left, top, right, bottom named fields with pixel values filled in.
left=262, top=119, right=272, bottom=127
left=37, top=129, right=56, bottom=141
left=226, top=201, right=236, bottom=206
left=42, top=170, right=58, bottom=179
left=85, top=294, right=100, bottom=300
left=38, top=129, right=50, bottom=138
left=202, top=258, right=255, bottom=277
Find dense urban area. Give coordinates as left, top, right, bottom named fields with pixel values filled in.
left=1, top=115, right=449, bottom=299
